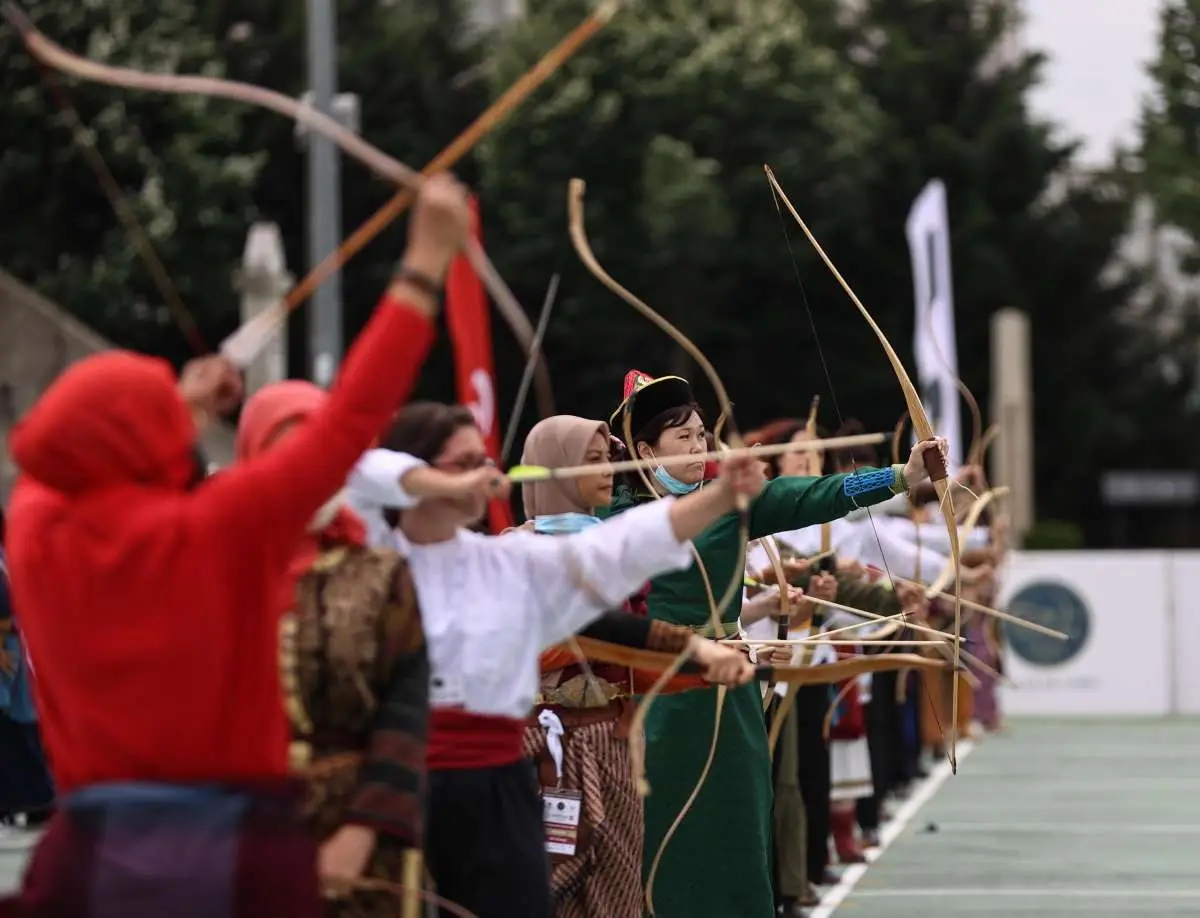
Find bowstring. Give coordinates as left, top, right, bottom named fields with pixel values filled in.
left=764, top=176, right=949, bottom=758
left=32, top=62, right=207, bottom=355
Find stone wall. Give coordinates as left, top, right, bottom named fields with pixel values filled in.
left=0, top=270, right=235, bottom=501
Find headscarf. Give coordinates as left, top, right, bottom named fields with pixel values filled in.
left=10, top=351, right=196, bottom=496
left=237, top=382, right=366, bottom=567
left=521, top=415, right=609, bottom=521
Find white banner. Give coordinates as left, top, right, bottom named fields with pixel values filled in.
left=1168, top=553, right=1200, bottom=713
left=906, top=179, right=963, bottom=470
left=997, top=552, right=1171, bottom=715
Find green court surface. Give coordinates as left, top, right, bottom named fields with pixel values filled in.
left=817, top=718, right=1200, bottom=917
left=0, top=719, right=1196, bottom=913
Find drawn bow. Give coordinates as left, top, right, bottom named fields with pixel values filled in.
left=763, top=165, right=966, bottom=771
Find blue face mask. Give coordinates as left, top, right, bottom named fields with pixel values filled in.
left=533, top=512, right=603, bottom=535
left=654, top=465, right=701, bottom=495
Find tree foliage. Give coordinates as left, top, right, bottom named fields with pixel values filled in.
left=0, top=0, right=265, bottom=365
left=812, top=0, right=1154, bottom=535
left=476, top=0, right=883, bottom=428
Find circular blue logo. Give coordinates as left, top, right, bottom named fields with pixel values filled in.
left=1003, top=581, right=1090, bottom=667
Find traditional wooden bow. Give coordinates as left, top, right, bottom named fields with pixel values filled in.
left=568, top=178, right=758, bottom=915
left=763, top=165, right=966, bottom=771
left=4, top=1, right=613, bottom=406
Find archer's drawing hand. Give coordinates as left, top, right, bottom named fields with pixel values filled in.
left=319, top=825, right=376, bottom=896
left=179, top=355, right=243, bottom=429
left=689, top=636, right=756, bottom=686
left=717, top=453, right=767, bottom=502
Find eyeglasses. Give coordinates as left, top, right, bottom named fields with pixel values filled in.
left=436, top=454, right=495, bottom=473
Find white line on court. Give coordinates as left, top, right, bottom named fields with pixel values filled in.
left=809, top=740, right=975, bottom=918
left=848, top=889, right=1200, bottom=898
left=923, top=822, right=1200, bottom=833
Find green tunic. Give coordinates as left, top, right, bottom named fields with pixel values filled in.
left=607, top=471, right=898, bottom=918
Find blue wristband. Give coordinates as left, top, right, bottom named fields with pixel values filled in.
left=843, top=467, right=896, bottom=499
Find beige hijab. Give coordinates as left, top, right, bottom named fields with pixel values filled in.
left=521, top=415, right=609, bottom=518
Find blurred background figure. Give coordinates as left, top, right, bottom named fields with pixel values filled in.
left=0, top=508, right=53, bottom=836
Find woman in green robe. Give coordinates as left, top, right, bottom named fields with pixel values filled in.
left=604, top=370, right=946, bottom=918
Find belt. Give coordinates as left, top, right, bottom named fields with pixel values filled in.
left=533, top=699, right=627, bottom=729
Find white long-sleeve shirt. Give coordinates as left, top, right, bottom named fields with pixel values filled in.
left=391, top=499, right=693, bottom=719
left=344, top=448, right=427, bottom=548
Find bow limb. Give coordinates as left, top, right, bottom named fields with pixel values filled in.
left=927, top=486, right=1009, bottom=598
left=568, top=178, right=750, bottom=630
left=760, top=537, right=792, bottom=704
left=805, top=396, right=833, bottom=553
left=5, top=3, right=540, bottom=375
left=568, top=179, right=745, bottom=916
left=763, top=164, right=964, bottom=772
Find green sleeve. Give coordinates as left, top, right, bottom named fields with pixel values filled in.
left=748, top=467, right=900, bottom=539
left=834, top=575, right=900, bottom=616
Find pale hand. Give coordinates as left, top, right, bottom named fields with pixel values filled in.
left=178, top=355, right=243, bottom=426
left=690, top=637, right=756, bottom=686
left=769, top=585, right=807, bottom=620
left=717, top=453, right=766, bottom=502
left=454, top=465, right=512, bottom=502
left=761, top=644, right=795, bottom=666
left=318, top=825, right=376, bottom=896
left=403, top=173, right=473, bottom=281
left=757, top=558, right=810, bottom=586
left=903, top=436, right=950, bottom=486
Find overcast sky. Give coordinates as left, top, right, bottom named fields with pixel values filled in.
left=1021, top=0, right=1159, bottom=165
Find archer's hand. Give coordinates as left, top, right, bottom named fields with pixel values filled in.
left=178, top=355, right=243, bottom=427
left=758, top=558, right=810, bottom=585
left=717, top=453, right=766, bottom=503
left=689, top=636, right=756, bottom=686
left=406, top=465, right=510, bottom=503
left=808, top=571, right=839, bottom=603
left=903, top=437, right=950, bottom=487
left=769, top=585, right=807, bottom=621
left=318, top=825, right=375, bottom=896
left=403, top=173, right=473, bottom=285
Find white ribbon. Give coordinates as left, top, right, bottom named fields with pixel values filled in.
left=538, top=709, right=565, bottom=786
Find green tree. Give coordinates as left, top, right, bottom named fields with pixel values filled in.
left=205, top=0, right=487, bottom=390
left=0, top=1, right=265, bottom=365
left=1139, top=0, right=1200, bottom=240
left=810, top=0, right=1162, bottom=538
left=476, top=0, right=884, bottom=433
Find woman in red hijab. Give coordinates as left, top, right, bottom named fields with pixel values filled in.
left=236, top=380, right=430, bottom=917
left=2, top=174, right=469, bottom=918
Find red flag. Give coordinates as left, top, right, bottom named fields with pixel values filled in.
left=444, top=196, right=514, bottom=533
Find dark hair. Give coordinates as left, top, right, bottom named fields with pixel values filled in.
left=830, top=418, right=877, bottom=471
left=631, top=403, right=706, bottom=451
left=382, top=402, right=477, bottom=525
left=746, top=418, right=806, bottom=479
left=384, top=402, right=477, bottom=463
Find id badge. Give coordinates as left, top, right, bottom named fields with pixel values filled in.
left=542, top=788, right=582, bottom=856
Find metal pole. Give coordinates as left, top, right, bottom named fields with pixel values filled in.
left=306, top=0, right=342, bottom=387
left=235, top=222, right=292, bottom=397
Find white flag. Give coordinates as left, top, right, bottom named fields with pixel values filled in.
left=906, top=179, right=963, bottom=471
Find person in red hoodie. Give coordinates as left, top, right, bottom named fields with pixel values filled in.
left=1, top=173, right=470, bottom=918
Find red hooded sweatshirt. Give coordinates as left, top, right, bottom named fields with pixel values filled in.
left=4, top=298, right=433, bottom=794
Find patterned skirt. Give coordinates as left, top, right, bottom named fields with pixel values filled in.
left=2, top=780, right=320, bottom=918
left=524, top=703, right=643, bottom=918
